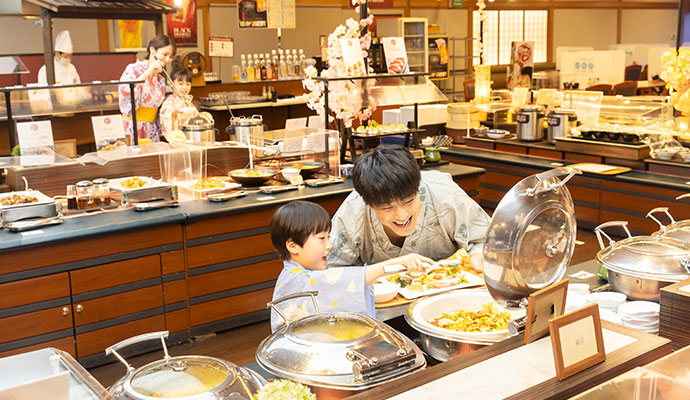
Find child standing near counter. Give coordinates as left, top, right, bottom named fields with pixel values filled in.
left=268, top=200, right=430, bottom=332
left=159, top=66, right=196, bottom=142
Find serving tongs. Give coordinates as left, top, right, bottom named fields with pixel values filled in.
left=207, top=190, right=246, bottom=202
left=305, top=177, right=345, bottom=187
left=133, top=200, right=179, bottom=212
left=5, top=216, right=63, bottom=232
left=259, top=184, right=301, bottom=194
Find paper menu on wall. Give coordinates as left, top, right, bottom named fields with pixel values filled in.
left=16, top=120, right=55, bottom=166
left=381, top=37, right=410, bottom=74
left=563, top=90, right=603, bottom=126
left=340, top=38, right=366, bottom=76
left=267, top=0, right=296, bottom=29
left=92, top=115, right=127, bottom=152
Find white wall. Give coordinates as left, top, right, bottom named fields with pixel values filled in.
left=553, top=9, right=618, bottom=56
left=620, top=9, right=676, bottom=46
left=0, top=17, right=99, bottom=54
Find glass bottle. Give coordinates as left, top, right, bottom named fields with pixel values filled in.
left=298, top=49, right=306, bottom=77
left=246, top=54, right=255, bottom=82
left=92, top=178, right=111, bottom=206
left=285, top=50, right=294, bottom=78
left=278, top=49, right=287, bottom=79
left=292, top=49, right=300, bottom=77
left=76, top=180, right=94, bottom=209
left=271, top=50, right=279, bottom=80
left=240, top=54, right=248, bottom=82
left=253, top=54, right=261, bottom=81
left=66, top=185, right=77, bottom=210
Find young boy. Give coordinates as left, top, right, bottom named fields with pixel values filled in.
left=269, top=200, right=430, bottom=332
left=159, top=66, right=196, bottom=142
left=328, top=145, right=491, bottom=272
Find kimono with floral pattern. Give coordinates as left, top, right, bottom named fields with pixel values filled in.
left=328, top=170, right=491, bottom=267
left=159, top=94, right=194, bottom=138
left=119, top=60, right=166, bottom=141
left=270, top=260, right=374, bottom=332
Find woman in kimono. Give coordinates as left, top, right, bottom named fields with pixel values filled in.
left=119, top=35, right=177, bottom=142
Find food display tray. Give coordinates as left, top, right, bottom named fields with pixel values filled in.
left=0, top=190, right=61, bottom=225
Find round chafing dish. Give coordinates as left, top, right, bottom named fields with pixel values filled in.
left=255, top=292, right=425, bottom=395
left=595, top=221, right=690, bottom=302
left=646, top=195, right=690, bottom=243
left=107, top=331, right=266, bottom=400
left=405, top=290, right=525, bottom=361
left=182, top=112, right=217, bottom=143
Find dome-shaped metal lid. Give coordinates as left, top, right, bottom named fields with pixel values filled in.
left=483, top=167, right=580, bottom=310
left=256, top=293, right=425, bottom=390
left=647, top=206, right=690, bottom=244
left=595, top=221, right=690, bottom=282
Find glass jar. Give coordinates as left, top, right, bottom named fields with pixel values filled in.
left=92, top=178, right=111, bottom=206
left=76, top=180, right=94, bottom=209
left=66, top=185, right=78, bottom=210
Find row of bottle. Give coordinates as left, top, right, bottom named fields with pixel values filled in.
left=234, top=49, right=306, bottom=82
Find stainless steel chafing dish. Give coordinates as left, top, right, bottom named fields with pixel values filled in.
left=646, top=195, right=690, bottom=243
left=107, top=331, right=266, bottom=400
left=0, top=190, right=63, bottom=230
left=595, top=221, right=690, bottom=301
left=255, top=292, right=425, bottom=395
left=108, top=178, right=178, bottom=208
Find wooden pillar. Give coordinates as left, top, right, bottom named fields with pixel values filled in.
left=97, top=20, right=110, bottom=52
left=41, top=8, right=55, bottom=85
left=201, top=5, right=211, bottom=72
left=155, top=15, right=164, bottom=36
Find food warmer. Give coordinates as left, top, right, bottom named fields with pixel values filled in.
left=0, top=190, right=63, bottom=231
left=405, top=167, right=580, bottom=360
left=595, top=221, right=690, bottom=301
left=255, top=291, right=425, bottom=396
left=646, top=195, right=690, bottom=243
left=106, top=331, right=266, bottom=400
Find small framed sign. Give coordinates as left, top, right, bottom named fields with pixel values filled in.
left=549, top=303, right=606, bottom=381
left=524, top=278, right=568, bottom=344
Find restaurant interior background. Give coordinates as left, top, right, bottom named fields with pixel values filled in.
left=0, top=0, right=678, bottom=96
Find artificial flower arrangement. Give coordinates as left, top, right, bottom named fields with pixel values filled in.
left=302, top=0, right=376, bottom=128
left=660, top=48, right=690, bottom=113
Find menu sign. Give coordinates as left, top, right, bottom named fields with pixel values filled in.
left=268, top=0, right=296, bottom=29
left=563, top=90, right=603, bottom=126
left=382, top=37, right=409, bottom=74
left=238, top=0, right=267, bottom=28
left=340, top=38, right=366, bottom=76
left=16, top=120, right=55, bottom=166
left=167, top=0, right=197, bottom=46
left=92, top=115, right=126, bottom=153
left=209, top=37, right=234, bottom=58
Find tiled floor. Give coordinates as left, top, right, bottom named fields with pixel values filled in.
left=88, top=228, right=603, bottom=388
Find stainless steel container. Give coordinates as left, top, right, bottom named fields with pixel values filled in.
left=546, top=108, right=577, bottom=144
left=255, top=292, right=425, bottom=395
left=229, top=115, right=263, bottom=145
left=595, top=221, right=690, bottom=301
left=182, top=113, right=216, bottom=142
left=516, top=105, right=545, bottom=142
left=647, top=196, right=690, bottom=243
left=107, top=331, right=266, bottom=400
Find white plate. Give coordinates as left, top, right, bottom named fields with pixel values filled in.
left=373, top=281, right=399, bottom=303
left=599, top=308, right=623, bottom=325
left=190, top=180, right=241, bottom=194
left=618, top=301, right=660, bottom=316
left=109, top=176, right=168, bottom=192
left=568, top=283, right=590, bottom=297
left=565, top=293, right=587, bottom=313
left=394, top=271, right=485, bottom=300
left=587, top=292, right=627, bottom=307
left=0, top=190, right=54, bottom=210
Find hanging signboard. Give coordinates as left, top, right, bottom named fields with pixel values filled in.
left=238, top=0, right=268, bottom=28
left=209, top=37, right=234, bottom=58
left=167, top=0, right=197, bottom=46
left=449, top=0, right=464, bottom=8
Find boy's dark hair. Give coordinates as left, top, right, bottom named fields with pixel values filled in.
left=170, top=66, right=192, bottom=83
left=352, top=145, right=421, bottom=206
left=270, top=201, right=332, bottom=260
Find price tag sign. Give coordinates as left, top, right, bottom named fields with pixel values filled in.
left=382, top=37, right=410, bottom=74
left=209, top=37, right=234, bottom=58
left=16, top=120, right=55, bottom=166
left=92, top=115, right=126, bottom=153
left=563, top=90, right=603, bottom=126
left=340, top=38, right=366, bottom=76
left=512, top=87, right=530, bottom=108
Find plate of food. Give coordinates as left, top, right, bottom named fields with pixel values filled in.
left=381, top=259, right=485, bottom=300
left=191, top=176, right=241, bottom=194
left=109, top=176, right=168, bottom=192
left=228, top=168, right=278, bottom=186
left=0, top=190, right=54, bottom=209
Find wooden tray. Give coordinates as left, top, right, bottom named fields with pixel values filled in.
left=555, top=137, right=650, bottom=160
left=569, top=163, right=631, bottom=175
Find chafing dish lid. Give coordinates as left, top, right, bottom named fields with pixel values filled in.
left=125, top=356, right=263, bottom=399
left=596, top=235, right=690, bottom=281
left=482, top=168, right=580, bottom=309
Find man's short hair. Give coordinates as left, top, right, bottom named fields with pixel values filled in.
left=270, top=200, right=332, bottom=260
left=352, top=144, right=421, bottom=207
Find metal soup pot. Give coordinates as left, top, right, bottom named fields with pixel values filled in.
left=229, top=115, right=263, bottom=145
left=107, top=331, right=266, bottom=400
left=595, top=221, right=690, bottom=302
left=182, top=113, right=217, bottom=143
left=255, top=291, right=425, bottom=397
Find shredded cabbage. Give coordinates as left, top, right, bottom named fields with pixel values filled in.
left=254, top=379, right=316, bottom=400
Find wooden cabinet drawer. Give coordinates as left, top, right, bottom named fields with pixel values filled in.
left=190, top=288, right=273, bottom=327
left=189, top=259, right=283, bottom=298
left=163, top=280, right=188, bottom=305
left=165, top=309, right=189, bottom=334
left=70, top=255, right=161, bottom=294
left=73, top=286, right=164, bottom=327
left=0, top=306, right=73, bottom=344
left=0, top=337, right=76, bottom=359
left=186, top=208, right=276, bottom=239
left=161, top=250, right=185, bottom=275
left=0, top=273, right=70, bottom=310
left=187, top=233, right=275, bottom=269
left=76, top=315, right=165, bottom=357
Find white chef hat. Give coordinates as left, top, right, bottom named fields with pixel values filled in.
left=54, top=30, right=73, bottom=53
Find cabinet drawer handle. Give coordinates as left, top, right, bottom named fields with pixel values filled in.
left=61, top=307, right=70, bottom=316
left=76, top=304, right=83, bottom=313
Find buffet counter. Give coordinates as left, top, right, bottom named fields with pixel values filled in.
left=442, top=146, right=690, bottom=236
left=0, top=163, right=483, bottom=368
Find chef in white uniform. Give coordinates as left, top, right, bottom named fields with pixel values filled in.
left=37, top=30, right=81, bottom=85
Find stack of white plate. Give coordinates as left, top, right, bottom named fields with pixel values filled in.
left=586, top=292, right=627, bottom=313
left=618, top=301, right=660, bottom=334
